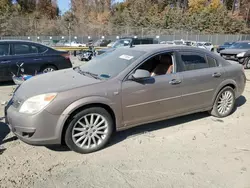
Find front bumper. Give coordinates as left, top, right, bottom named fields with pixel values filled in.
left=5, top=104, right=62, bottom=146
left=221, top=54, right=238, bottom=61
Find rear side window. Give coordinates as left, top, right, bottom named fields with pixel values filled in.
left=13, top=44, right=30, bottom=55
left=206, top=56, right=218, bottom=67
left=30, top=45, right=39, bottom=53
left=180, top=52, right=208, bottom=71
left=0, top=44, right=10, bottom=56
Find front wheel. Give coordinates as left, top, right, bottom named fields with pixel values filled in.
left=65, top=107, right=114, bottom=154
left=209, top=87, right=235, bottom=118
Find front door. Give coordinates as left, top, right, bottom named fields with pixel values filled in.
left=121, top=51, right=184, bottom=126
left=177, top=51, right=225, bottom=111
left=9, top=43, right=42, bottom=76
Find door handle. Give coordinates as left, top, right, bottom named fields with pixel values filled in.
left=169, top=79, right=181, bottom=85
left=1, top=60, right=11, bottom=64
left=212, top=72, right=222, bottom=78
left=34, top=58, right=42, bottom=61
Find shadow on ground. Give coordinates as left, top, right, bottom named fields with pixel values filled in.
left=232, top=95, right=247, bottom=113
left=0, top=122, right=10, bottom=155
left=44, top=95, right=247, bottom=153
left=0, top=81, right=15, bottom=87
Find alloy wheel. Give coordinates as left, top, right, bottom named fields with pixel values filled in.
left=43, top=67, right=55, bottom=73
left=72, top=113, right=108, bottom=149
left=217, top=90, right=234, bottom=116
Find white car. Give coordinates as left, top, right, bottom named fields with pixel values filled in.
left=196, top=41, right=214, bottom=51
left=64, top=41, right=86, bottom=47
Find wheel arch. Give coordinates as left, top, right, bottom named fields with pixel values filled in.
left=40, top=64, right=58, bottom=72
left=212, top=80, right=237, bottom=106
left=57, top=97, right=119, bottom=144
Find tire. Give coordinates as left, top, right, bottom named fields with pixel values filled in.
left=243, top=57, right=250, bottom=69
left=41, top=65, right=57, bottom=73
left=209, top=86, right=236, bottom=118
left=65, top=107, right=114, bottom=154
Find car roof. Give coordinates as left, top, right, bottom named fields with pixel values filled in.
left=0, top=40, right=43, bottom=45
left=235, top=40, right=250, bottom=43
left=123, top=44, right=208, bottom=53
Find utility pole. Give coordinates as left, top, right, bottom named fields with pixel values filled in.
left=68, top=21, right=71, bottom=45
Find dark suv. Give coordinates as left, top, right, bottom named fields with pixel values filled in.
left=97, top=37, right=158, bottom=55
left=0, top=40, right=72, bottom=82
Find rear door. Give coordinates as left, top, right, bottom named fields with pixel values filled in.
left=177, top=51, right=225, bottom=111
left=0, top=43, right=12, bottom=81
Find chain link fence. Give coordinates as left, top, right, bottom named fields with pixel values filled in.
left=1, top=33, right=250, bottom=46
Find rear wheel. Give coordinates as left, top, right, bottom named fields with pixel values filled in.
left=209, top=87, right=235, bottom=118
left=65, top=107, right=114, bottom=154
left=41, top=65, right=57, bottom=73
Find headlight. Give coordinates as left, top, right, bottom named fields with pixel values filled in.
left=237, top=52, right=246, bottom=58
left=19, top=93, right=57, bottom=114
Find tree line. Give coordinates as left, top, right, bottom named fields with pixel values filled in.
left=0, top=0, right=249, bottom=37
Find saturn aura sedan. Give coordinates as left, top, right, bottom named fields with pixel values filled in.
left=5, top=45, right=246, bottom=154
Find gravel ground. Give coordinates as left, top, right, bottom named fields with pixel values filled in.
left=0, top=57, right=250, bottom=188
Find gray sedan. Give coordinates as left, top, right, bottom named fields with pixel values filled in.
left=5, top=45, right=246, bottom=154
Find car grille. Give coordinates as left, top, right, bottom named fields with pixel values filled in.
left=221, top=54, right=236, bottom=59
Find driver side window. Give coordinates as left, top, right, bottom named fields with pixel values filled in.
left=136, top=52, right=175, bottom=77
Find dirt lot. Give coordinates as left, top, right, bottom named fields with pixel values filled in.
left=0, top=59, right=250, bottom=188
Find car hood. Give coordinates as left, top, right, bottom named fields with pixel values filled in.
left=14, top=68, right=102, bottom=100
left=220, top=49, right=248, bottom=54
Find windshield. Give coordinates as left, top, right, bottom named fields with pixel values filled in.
left=229, top=42, right=250, bottom=49
left=112, top=39, right=132, bottom=48
left=77, top=48, right=145, bottom=79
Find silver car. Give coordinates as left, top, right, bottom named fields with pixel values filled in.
left=5, top=45, right=246, bottom=154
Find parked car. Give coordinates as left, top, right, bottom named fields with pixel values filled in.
left=160, top=41, right=175, bottom=45
left=220, top=41, right=250, bottom=61
left=236, top=49, right=250, bottom=69
left=64, top=41, right=86, bottom=47
left=193, top=41, right=214, bottom=51
left=173, top=40, right=185, bottom=45
left=217, top=42, right=235, bottom=53
left=97, top=37, right=158, bottom=55
left=5, top=44, right=246, bottom=154
left=0, top=40, right=72, bottom=82
left=93, top=39, right=112, bottom=47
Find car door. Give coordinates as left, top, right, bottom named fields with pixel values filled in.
left=9, top=43, right=42, bottom=75
left=121, top=51, right=184, bottom=126
left=0, top=43, right=12, bottom=81
left=177, top=51, right=225, bottom=112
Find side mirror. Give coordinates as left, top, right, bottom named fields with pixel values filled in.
left=129, top=69, right=150, bottom=80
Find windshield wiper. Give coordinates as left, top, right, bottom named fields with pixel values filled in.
left=74, top=67, right=101, bottom=80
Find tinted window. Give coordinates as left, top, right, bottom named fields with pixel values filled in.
left=37, top=45, right=47, bottom=53
left=0, top=44, right=10, bottom=56
left=204, top=43, right=211, bottom=46
left=30, top=45, right=39, bottom=53
left=13, top=44, right=30, bottom=55
left=180, top=52, right=209, bottom=71
left=206, top=56, right=218, bottom=67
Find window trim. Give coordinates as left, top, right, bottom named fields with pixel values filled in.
left=205, top=55, right=220, bottom=67
left=123, top=50, right=178, bottom=82
left=177, top=50, right=220, bottom=72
